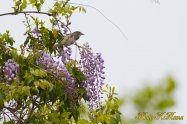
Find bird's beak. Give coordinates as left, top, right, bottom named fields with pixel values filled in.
left=81, top=32, right=84, bottom=35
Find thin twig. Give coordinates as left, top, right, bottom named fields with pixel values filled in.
left=2, top=111, right=12, bottom=121
left=15, top=0, right=22, bottom=13
left=2, top=110, right=6, bottom=122
left=63, top=0, right=70, bottom=8
left=26, top=97, right=36, bottom=123
left=70, top=2, right=128, bottom=40
left=0, top=11, right=53, bottom=17
left=4, top=106, right=20, bottom=122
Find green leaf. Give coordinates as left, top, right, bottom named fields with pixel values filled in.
left=34, top=80, right=53, bottom=91
left=72, top=67, right=86, bottom=83
left=71, top=6, right=77, bottom=11
left=2, top=31, right=15, bottom=46
left=30, top=69, right=47, bottom=78
left=110, top=117, right=118, bottom=124
left=61, top=112, right=71, bottom=118
left=78, top=87, right=86, bottom=98
left=97, top=114, right=110, bottom=124
left=27, top=76, right=35, bottom=84
left=3, top=121, right=14, bottom=124
left=20, top=0, right=27, bottom=11
left=24, top=37, right=30, bottom=46
left=78, top=7, right=86, bottom=13
left=156, top=99, right=175, bottom=109
left=166, top=77, right=176, bottom=93
left=78, top=7, right=81, bottom=12
left=112, top=87, right=115, bottom=94
left=22, top=86, right=31, bottom=96
left=40, top=0, right=44, bottom=4
left=78, top=119, right=90, bottom=124
left=6, top=37, right=14, bottom=46
left=72, top=110, right=80, bottom=122
left=0, top=92, right=4, bottom=109
left=102, top=90, right=107, bottom=93
left=31, top=87, right=39, bottom=95
left=81, top=7, right=86, bottom=13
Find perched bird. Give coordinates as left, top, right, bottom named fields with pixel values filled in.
left=59, top=31, right=84, bottom=47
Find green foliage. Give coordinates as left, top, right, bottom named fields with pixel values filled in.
left=89, top=85, right=122, bottom=124
left=66, top=61, right=86, bottom=83
left=133, top=77, right=175, bottom=111
left=0, top=31, right=16, bottom=67
left=49, top=1, right=77, bottom=16
left=12, top=0, right=44, bottom=12
left=0, top=31, right=15, bottom=46
left=123, top=76, right=176, bottom=124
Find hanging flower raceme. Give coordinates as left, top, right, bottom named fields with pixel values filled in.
left=78, top=43, right=105, bottom=109
left=37, top=50, right=77, bottom=101
left=3, top=59, right=19, bottom=84
left=58, top=46, right=72, bottom=64
left=31, top=27, right=40, bottom=37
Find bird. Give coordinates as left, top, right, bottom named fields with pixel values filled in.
left=57, top=31, right=84, bottom=47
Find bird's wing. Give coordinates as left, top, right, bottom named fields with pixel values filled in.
left=60, top=34, right=75, bottom=45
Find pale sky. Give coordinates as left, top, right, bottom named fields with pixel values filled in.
left=0, top=0, right=187, bottom=123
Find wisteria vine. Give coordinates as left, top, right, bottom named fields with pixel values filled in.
left=1, top=43, right=105, bottom=110
left=37, top=50, right=78, bottom=102
left=3, top=59, right=19, bottom=84
left=78, top=43, right=105, bottom=109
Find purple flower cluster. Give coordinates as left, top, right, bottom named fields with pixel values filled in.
left=37, top=51, right=77, bottom=101
left=3, top=59, right=19, bottom=84
left=79, top=43, right=105, bottom=109
left=31, top=28, right=40, bottom=38
left=58, top=46, right=72, bottom=64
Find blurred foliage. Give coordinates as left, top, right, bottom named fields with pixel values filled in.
left=134, top=77, right=175, bottom=111
left=123, top=76, right=176, bottom=124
